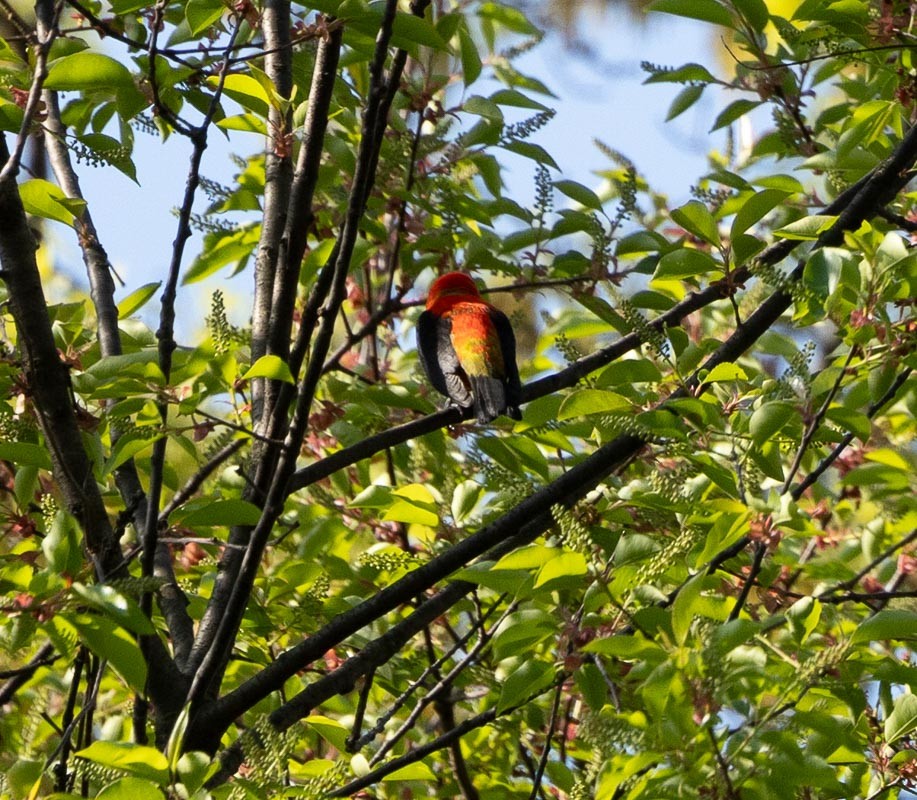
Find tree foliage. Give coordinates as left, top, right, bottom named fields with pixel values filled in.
left=0, top=0, right=916, bottom=798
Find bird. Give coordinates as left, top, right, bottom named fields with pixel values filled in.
left=416, top=272, right=523, bottom=423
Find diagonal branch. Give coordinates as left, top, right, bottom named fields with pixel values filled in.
left=203, top=134, right=917, bottom=761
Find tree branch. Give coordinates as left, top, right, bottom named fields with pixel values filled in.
left=250, top=0, right=294, bottom=425
left=0, top=0, right=57, bottom=187
left=203, top=139, right=917, bottom=759
left=0, top=642, right=56, bottom=704
left=792, top=367, right=913, bottom=499
left=184, top=0, right=405, bottom=712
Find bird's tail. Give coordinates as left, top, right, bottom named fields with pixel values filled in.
left=470, top=376, right=510, bottom=423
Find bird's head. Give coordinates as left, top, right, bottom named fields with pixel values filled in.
left=426, top=272, right=481, bottom=310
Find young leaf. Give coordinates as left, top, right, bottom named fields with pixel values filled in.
left=117, top=282, right=161, bottom=319
left=74, top=742, right=169, bottom=784
left=649, top=0, right=734, bottom=27
left=497, top=660, right=554, bottom=713
left=241, top=354, right=295, bottom=384
left=666, top=84, right=704, bottom=121
left=670, top=200, right=719, bottom=246
left=553, top=179, right=602, bottom=210
left=45, top=52, right=134, bottom=90
left=886, top=693, right=917, bottom=744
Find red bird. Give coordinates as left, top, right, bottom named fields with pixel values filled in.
left=417, top=272, right=523, bottom=423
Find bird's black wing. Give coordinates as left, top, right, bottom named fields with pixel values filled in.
left=491, top=308, right=523, bottom=419
left=417, top=310, right=473, bottom=409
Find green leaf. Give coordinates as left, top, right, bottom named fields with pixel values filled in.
left=0, top=442, right=52, bottom=470
left=734, top=0, right=770, bottom=31
left=19, top=179, right=86, bottom=227
left=575, top=663, right=608, bottom=710
left=501, top=140, right=559, bottom=169
left=653, top=248, right=719, bottom=280
left=45, top=52, right=134, bottom=90
left=6, top=758, right=43, bottom=800
left=648, top=0, right=734, bottom=27
left=492, top=609, right=557, bottom=659
left=0, top=99, right=24, bottom=133
left=393, top=13, right=451, bottom=51
left=672, top=572, right=705, bottom=644
left=885, top=693, right=917, bottom=744
left=458, top=25, right=482, bottom=85
left=42, top=510, right=82, bottom=576
left=478, top=2, right=541, bottom=35
left=824, top=406, right=871, bottom=441
left=852, top=610, right=917, bottom=644
left=749, top=400, right=796, bottom=445
left=71, top=583, right=154, bottom=635
left=553, top=179, right=602, bottom=210
left=183, top=223, right=260, bottom=283
left=186, top=0, right=225, bottom=35
left=174, top=499, right=263, bottom=527
left=583, top=634, right=665, bottom=659
left=103, top=432, right=162, bottom=476
left=117, top=282, right=161, bottom=318
left=464, top=95, right=504, bottom=121
left=452, top=562, right=533, bottom=594
left=670, top=200, right=719, bottom=245
left=666, top=84, right=704, bottom=121
left=534, top=551, right=588, bottom=588
left=774, top=215, right=838, bottom=241
left=616, top=230, right=669, bottom=256
left=166, top=704, right=191, bottom=775
left=78, top=133, right=138, bottom=183
left=110, top=0, right=153, bottom=10
left=217, top=114, right=268, bottom=134
left=68, top=614, right=149, bottom=693
left=211, top=73, right=272, bottom=116
left=306, top=715, right=350, bottom=751
left=95, top=778, right=165, bottom=800
left=702, top=363, right=748, bottom=384
left=557, top=389, right=631, bottom=420
left=751, top=174, right=805, bottom=192
left=711, top=99, right=761, bottom=131
left=451, top=480, right=484, bottom=524
left=242, top=355, right=295, bottom=384
left=497, top=660, right=554, bottom=713
left=493, top=544, right=556, bottom=571
left=731, top=189, right=791, bottom=239
left=176, top=752, right=216, bottom=796
left=75, top=741, right=169, bottom=784
left=491, top=89, right=550, bottom=110
left=383, top=762, right=438, bottom=782
left=786, top=597, right=821, bottom=643
left=644, top=63, right=717, bottom=84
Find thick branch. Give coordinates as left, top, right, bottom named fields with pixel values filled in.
left=185, top=0, right=404, bottom=708
left=0, top=134, right=182, bottom=703
left=203, top=137, right=917, bottom=760
left=250, top=0, right=294, bottom=425
left=42, top=90, right=195, bottom=667
left=267, top=22, right=343, bottom=366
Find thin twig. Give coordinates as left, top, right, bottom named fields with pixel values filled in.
left=728, top=542, right=767, bottom=622
left=781, top=348, right=857, bottom=494
left=0, top=0, right=59, bottom=187
left=324, top=676, right=567, bottom=798
left=527, top=679, right=564, bottom=800
left=369, top=600, right=514, bottom=762
left=159, top=438, right=246, bottom=522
